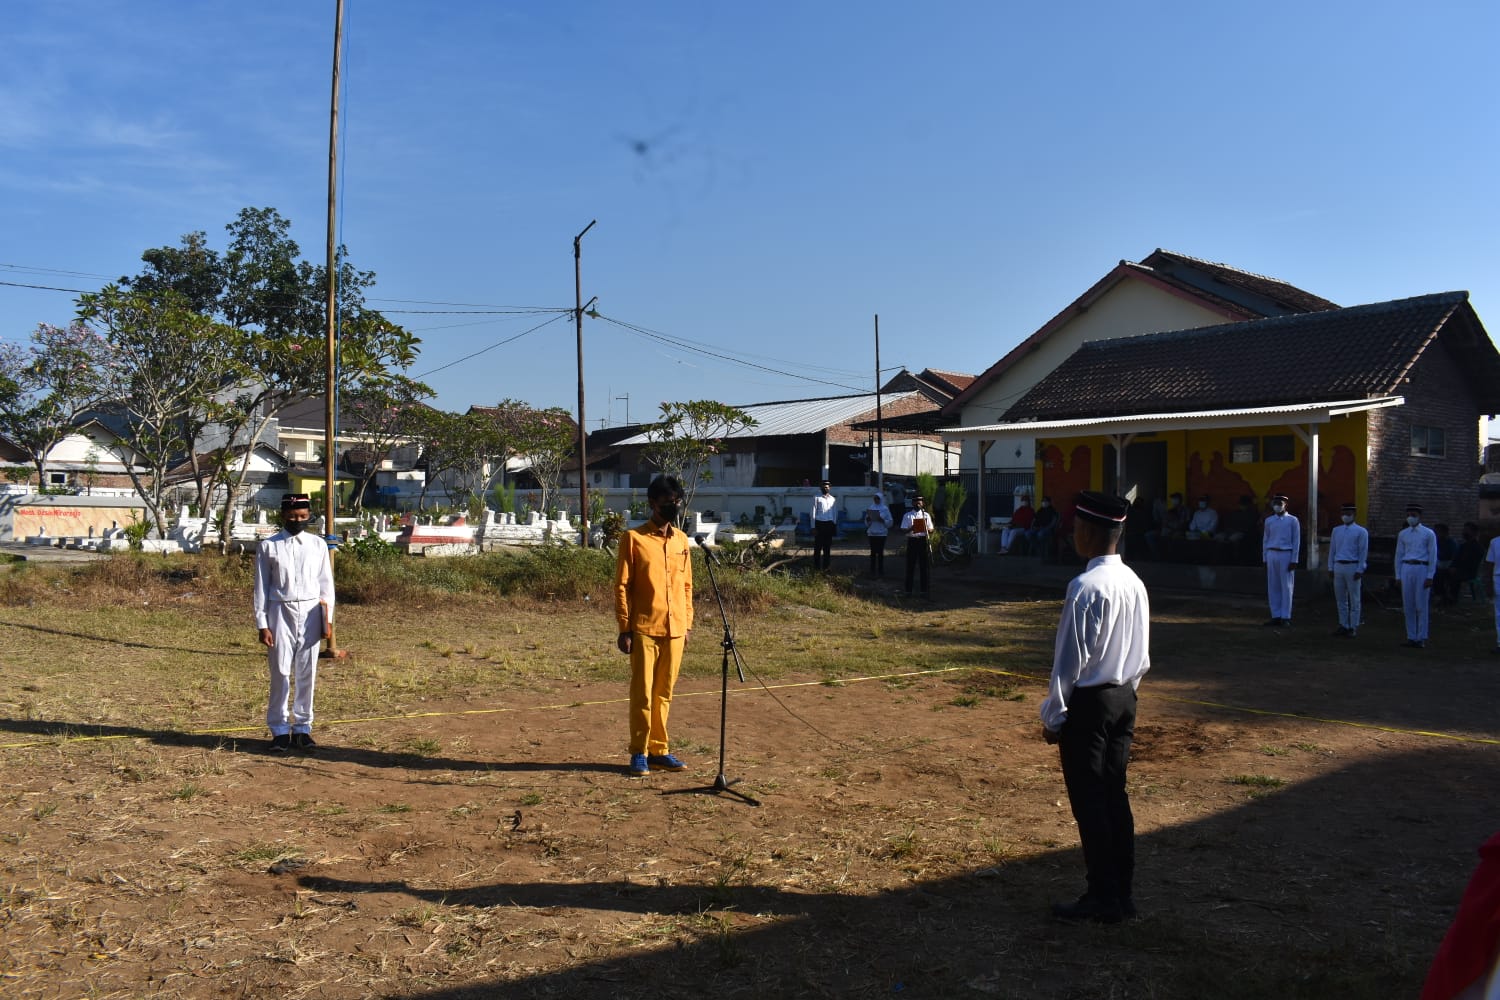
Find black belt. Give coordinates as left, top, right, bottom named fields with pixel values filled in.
left=1403, top=560, right=1427, bottom=564
left=1335, top=560, right=1358, bottom=564
left=1268, top=548, right=1292, bottom=552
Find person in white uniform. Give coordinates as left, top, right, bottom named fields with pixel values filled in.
left=1394, top=502, right=1438, bottom=648
left=1328, top=502, right=1369, bottom=637
left=253, top=493, right=335, bottom=753
left=1041, top=491, right=1151, bottom=924
left=1261, top=494, right=1300, bottom=627
left=1486, top=533, right=1500, bottom=654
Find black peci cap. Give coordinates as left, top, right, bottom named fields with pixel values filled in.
left=1075, top=491, right=1129, bottom=525
left=281, top=493, right=312, bottom=511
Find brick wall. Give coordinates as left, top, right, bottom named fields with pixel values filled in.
left=1367, top=341, right=1483, bottom=536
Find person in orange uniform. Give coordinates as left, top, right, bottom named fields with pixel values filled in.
left=614, top=475, right=694, bottom=777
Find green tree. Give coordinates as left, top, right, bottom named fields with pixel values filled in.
left=123, top=207, right=422, bottom=548
left=75, top=287, right=243, bottom=537
left=0, top=323, right=106, bottom=489
left=343, top=377, right=433, bottom=515
left=507, top=405, right=577, bottom=518
left=641, top=399, right=757, bottom=520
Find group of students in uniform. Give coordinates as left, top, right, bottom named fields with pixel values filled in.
left=1264, top=495, right=1500, bottom=652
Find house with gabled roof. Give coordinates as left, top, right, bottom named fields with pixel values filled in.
left=939, top=250, right=1337, bottom=489
left=940, top=291, right=1500, bottom=567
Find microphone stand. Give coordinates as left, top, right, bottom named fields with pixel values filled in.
left=666, top=535, right=759, bottom=806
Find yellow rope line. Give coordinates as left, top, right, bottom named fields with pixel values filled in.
left=3, top=664, right=1494, bottom=749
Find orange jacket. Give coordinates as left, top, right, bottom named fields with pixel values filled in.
left=614, top=521, right=694, bottom=637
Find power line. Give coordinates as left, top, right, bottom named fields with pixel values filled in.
left=413, top=312, right=570, bottom=378
left=0, top=279, right=93, bottom=294
left=595, top=313, right=872, bottom=392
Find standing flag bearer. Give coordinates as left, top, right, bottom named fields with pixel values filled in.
left=1261, top=494, right=1301, bottom=627
left=1395, top=503, right=1438, bottom=648
left=253, top=493, right=335, bottom=753
left=1041, top=491, right=1151, bottom=924
left=1329, top=503, right=1369, bottom=637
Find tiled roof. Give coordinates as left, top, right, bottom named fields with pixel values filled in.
left=1004, top=291, right=1500, bottom=420
left=1139, top=249, right=1340, bottom=316
left=943, top=250, right=1335, bottom=417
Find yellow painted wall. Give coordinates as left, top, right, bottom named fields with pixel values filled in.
left=1034, top=414, right=1370, bottom=520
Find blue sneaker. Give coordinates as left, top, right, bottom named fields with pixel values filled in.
left=648, top=753, right=687, bottom=772
left=628, top=753, right=650, bottom=777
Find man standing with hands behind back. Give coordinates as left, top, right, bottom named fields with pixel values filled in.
left=253, top=493, right=335, bottom=754
left=1395, top=502, right=1437, bottom=648
left=1261, top=493, right=1300, bottom=627
left=811, top=480, right=838, bottom=571
left=1041, top=491, right=1150, bottom=924
left=1328, top=502, right=1369, bottom=637
left=614, top=475, right=694, bottom=778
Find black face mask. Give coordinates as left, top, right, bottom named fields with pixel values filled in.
left=284, top=520, right=307, bottom=536
left=657, top=503, right=680, bottom=522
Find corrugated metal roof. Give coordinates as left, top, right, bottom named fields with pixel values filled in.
left=613, top=392, right=918, bottom=445
left=939, top=396, right=1405, bottom=439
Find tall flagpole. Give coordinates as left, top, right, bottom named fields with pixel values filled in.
left=322, top=0, right=346, bottom=657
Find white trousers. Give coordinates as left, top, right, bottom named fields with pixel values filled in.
left=1494, top=576, right=1500, bottom=645
left=266, top=599, right=324, bottom=735
left=1265, top=551, right=1294, bottom=619
left=1398, top=564, right=1431, bottom=641
left=1332, top=567, right=1362, bottom=629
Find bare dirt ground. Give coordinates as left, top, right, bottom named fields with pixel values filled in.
left=1, top=567, right=1497, bottom=999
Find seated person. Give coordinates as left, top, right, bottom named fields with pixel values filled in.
left=1000, top=493, right=1035, bottom=554
left=1215, top=494, right=1261, bottom=563
left=1144, top=492, right=1188, bottom=559
left=1185, top=494, right=1219, bottom=540
left=1025, top=496, right=1059, bottom=558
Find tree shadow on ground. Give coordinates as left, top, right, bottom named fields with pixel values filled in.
left=322, top=743, right=1492, bottom=1000
left=0, top=618, right=256, bottom=657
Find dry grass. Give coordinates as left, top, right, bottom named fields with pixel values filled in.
left=0, top=554, right=1495, bottom=998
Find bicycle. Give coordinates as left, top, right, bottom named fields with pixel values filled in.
left=933, top=517, right=980, bottom=564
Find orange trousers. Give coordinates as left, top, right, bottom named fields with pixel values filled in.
left=629, top=633, right=685, bottom=755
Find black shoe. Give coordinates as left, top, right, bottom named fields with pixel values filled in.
left=1281, top=618, right=1292, bottom=627
left=1332, top=626, right=1349, bottom=636
left=1121, top=897, right=1138, bottom=919
left=1263, top=618, right=1282, bottom=627
left=292, top=733, right=317, bottom=753
left=267, top=734, right=292, bottom=753
left=1052, top=894, right=1124, bottom=924
left=1347, top=629, right=1357, bottom=638
left=1404, top=639, right=1424, bottom=648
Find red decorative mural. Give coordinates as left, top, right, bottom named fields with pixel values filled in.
left=1041, top=444, right=1092, bottom=505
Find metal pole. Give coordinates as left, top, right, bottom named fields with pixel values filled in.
left=874, top=314, right=884, bottom=493
left=322, top=0, right=344, bottom=655
left=574, top=219, right=596, bottom=547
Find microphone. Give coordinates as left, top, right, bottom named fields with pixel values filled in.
left=693, top=532, right=720, bottom=564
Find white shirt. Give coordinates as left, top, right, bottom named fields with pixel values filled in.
left=864, top=502, right=893, bottom=537
left=1328, top=521, right=1369, bottom=572
left=253, top=529, right=336, bottom=630
left=1395, top=523, right=1438, bottom=578
left=1488, top=536, right=1500, bottom=576
left=1039, top=554, right=1151, bottom=732
left=1187, top=507, right=1218, bottom=535
left=812, top=492, right=838, bottom=523
left=1262, top=511, right=1301, bottom=560
left=901, top=509, right=934, bottom=537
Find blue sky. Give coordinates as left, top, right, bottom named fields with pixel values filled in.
left=4, top=2, right=1498, bottom=438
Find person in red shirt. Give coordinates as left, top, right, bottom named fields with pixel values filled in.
left=1001, top=493, right=1036, bottom=554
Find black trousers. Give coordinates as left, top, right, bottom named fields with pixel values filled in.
left=813, top=520, right=836, bottom=569
left=1058, top=683, right=1137, bottom=902
left=904, top=537, right=931, bottom=594
left=868, top=535, right=887, bottom=576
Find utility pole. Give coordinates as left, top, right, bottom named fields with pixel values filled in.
left=321, top=0, right=347, bottom=657
left=874, top=314, right=884, bottom=494
left=574, top=219, right=596, bottom=547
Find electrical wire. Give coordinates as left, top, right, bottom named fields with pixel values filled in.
left=596, top=312, right=872, bottom=380
left=413, top=311, right=571, bottom=378
left=595, top=313, right=871, bottom=393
